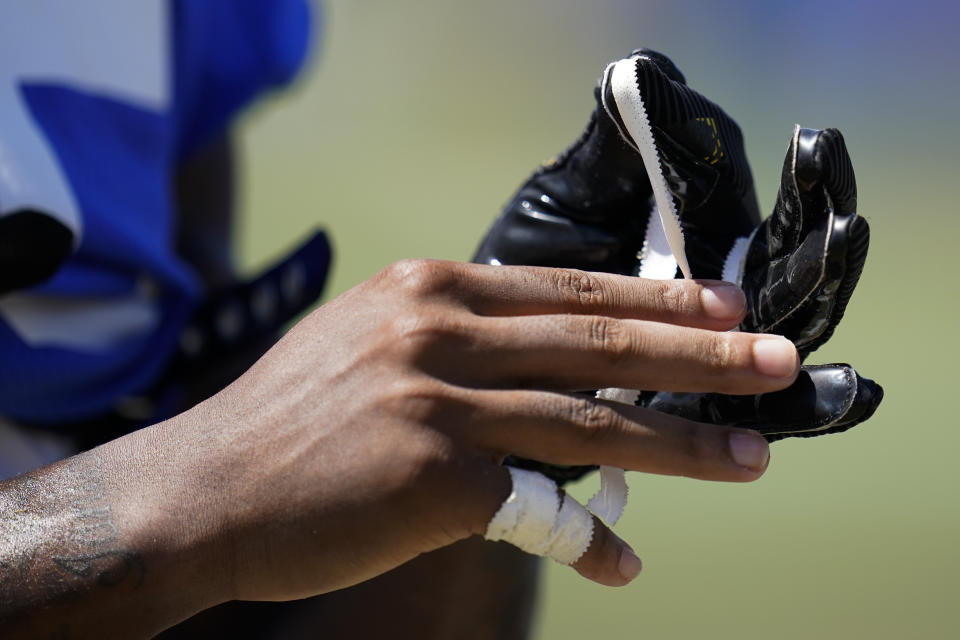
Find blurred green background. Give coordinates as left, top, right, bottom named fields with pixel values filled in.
left=236, top=1, right=959, bottom=637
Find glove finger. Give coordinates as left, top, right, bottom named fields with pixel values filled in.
left=776, top=127, right=864, bottom=354
left=742, top=126, right=869, bottom=354
left=755, top=126, right=858, bottom=265
left=753, top=363, right=882, bottom=441
left=615, top=53, right=760, bottom=279
left=641, top=363, right=883, bottom=441
left=751, top=125, right=808, bottom=264
left=627, top=53, right=756, bottom=222
left=806, top=127, right=857, bottom=216
left=773, top=211, right=870, bottom=356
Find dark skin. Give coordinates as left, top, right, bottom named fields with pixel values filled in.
left=169, top=134, right=541, bottom=639
left=0, top=138, right=795, bottom=638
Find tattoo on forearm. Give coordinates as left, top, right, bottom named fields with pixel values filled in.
left=0, top=452, right=145, bottom=619
left=53, top=550, right=145, bottom=588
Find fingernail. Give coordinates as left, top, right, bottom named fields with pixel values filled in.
left=729, top=433, right=770, bottom=470
left=700, top=283, right=746, bottom=320
left=752, top=337, right=798, bottom=378
left=618, top=547, right=643, bottom=582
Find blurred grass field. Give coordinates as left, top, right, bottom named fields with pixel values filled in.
left=236, top=1, right=960, bottom=637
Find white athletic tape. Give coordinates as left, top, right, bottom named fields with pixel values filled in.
left=721, top=234, right=752, bottom=286
left=590, top=55, right=716, bottom=530
left=587, top=387, right=637, bottom=526
left=586, top=464, right=629, bottom=526
left=485, top=467, right=594, bottom=566
left=609, top=56, right=692, bottom=279
left=595, top=387, right=639, bottom=405
left=637, top=199, right=679, bottom=280
left=545, top=493, right=596, bottom=563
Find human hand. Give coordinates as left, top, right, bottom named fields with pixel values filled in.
left=0, top=260, right=799, bottom=637
left=474, top=49, right=881, bottom=455
left=190, top=260, right=797, bottom=598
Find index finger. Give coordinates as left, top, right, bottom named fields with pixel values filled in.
left=454, top=263, right=746, bottom=330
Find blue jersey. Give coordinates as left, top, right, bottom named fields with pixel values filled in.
left=0, top=0, right=313, bottom=423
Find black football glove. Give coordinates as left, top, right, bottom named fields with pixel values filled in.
left=474, top=50, right=882, bottom=481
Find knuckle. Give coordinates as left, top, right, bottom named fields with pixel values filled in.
left=380, top=258, right=454, bottom=298
left=389, top=314, right=431, bottom=358
left=651, top=281, right=675, bottom=311
left=556, top=269, right=606, bottom=307
left=699, top=333, right=734, bottom=370
left=651, top=280, right=694, bottom=316
left=674, top=282, right=699, bottom=315
left=391, top=312, right=466, bottom=359
left=588, top=316, right=631, bottom=363
left=381, top=379, right=451, bottom=425
left=567, top=398, right=619, bottom=444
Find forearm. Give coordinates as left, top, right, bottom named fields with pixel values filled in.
left=0, top=414, right=229, bottom=638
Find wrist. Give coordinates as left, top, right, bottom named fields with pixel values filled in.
left=94, top=406, right=238, bottom=628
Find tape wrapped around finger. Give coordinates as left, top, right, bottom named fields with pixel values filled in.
left=484, top=467, right=594, bottom=565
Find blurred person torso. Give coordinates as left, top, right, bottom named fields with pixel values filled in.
left=0, top=0, right=313, bottom=463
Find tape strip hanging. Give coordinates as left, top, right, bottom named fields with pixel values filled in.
left=587, top=387, right=639, bottom=526
left=588, top=55, right=705, bottom=529
left=609, top=55, right=692, bottom=279
left=586, top=464, right=630, bottom=526
left=721, top=234, right=752, bottom=286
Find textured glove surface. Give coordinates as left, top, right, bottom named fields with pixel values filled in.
left=740, top=126, right=869, bottom=359
left=473, top=50, right=882, bottom=481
